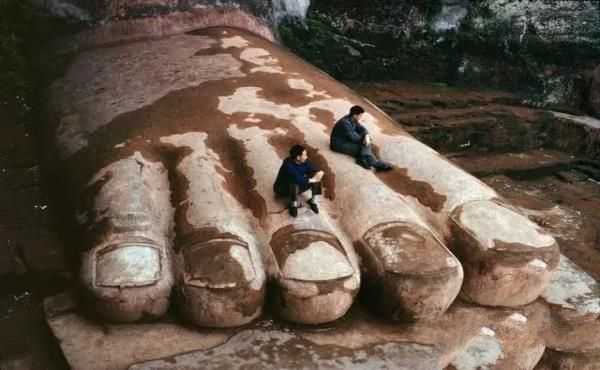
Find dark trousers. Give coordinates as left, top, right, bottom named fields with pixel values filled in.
left=276, top=182, right=322, bottom=205
left=331, top=141, right=378, bottom=166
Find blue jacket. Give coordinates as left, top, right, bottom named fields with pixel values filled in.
left=330, top=114, right=368, bottom=149
left=273, top=157, right=317, bottom=195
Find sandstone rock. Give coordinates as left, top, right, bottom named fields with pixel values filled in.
left=449, top=310, right=545, bottom=370
left=44, top=291, right=231, bottom=370
left=588, top=65, right=600, bottom=119
left=45, top=289, right=556, bottom=370
left=130, top=327, right=442, bottom=370
left=450, top=199, right=559, bottom=307
left=535, top=349, right=600, bottom=370
left=525, top=73, right=587, bottom=114
left=280, top=0, right=600, bottom=98
left=47, top=291, right=520, bottom=370
left=547, top=112, right=600, bottom=160
left=541, top=255, right=600, bottom=354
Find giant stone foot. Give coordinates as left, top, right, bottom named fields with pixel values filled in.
left=45, top=21, right=559, bottom=327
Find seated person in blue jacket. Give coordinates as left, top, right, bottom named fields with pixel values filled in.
left=331, top=105, right=393, bottom=171
left=273, top=144, right=324, bottom=217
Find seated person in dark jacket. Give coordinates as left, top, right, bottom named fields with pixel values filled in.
left=330, top=105, right=392, bottom=171
left=274, top=144, right=324, bottom=217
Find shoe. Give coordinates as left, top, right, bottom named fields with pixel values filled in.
left=374, top=162, right=393, bottom=172
left=356, top=157, right=372, bottom=170
left=288, top=205, right=298, bottom=217
left=307, top=200, right=319, bottom=214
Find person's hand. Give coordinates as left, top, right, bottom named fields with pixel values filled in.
left=312, top=170, right=324, bottom=182
left=364, top=134, right=372, bottom=146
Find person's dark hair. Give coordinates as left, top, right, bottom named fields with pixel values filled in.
left=289, top=144, right=306, bottom=159
left=350, top=105, right=365, bottom=116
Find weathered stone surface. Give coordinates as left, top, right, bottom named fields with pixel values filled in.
left=44, top=291, right=231, bottom=370
left=357, top=221, right=463, bottom=321
left=449, top=310, right=545, bottom=370
left=50, top=290, right=544, bottom=370
left=589, top=65, right=600, bottom=119
left=450, top=199, right=559, bottom=307
left=541, top=255, right=600, bottom=354
left=130, top=326, right=441, bottom=370
left=279, top=0, right=600, bottom=111
left=43, top=22, right=564, bottom=328
left=548, top=112, right=600, bottom=160
left=270, top=228, right=358, bottom=324
left=535, top=349, right=600, bottom=370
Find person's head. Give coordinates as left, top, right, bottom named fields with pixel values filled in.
left=289, top=144, right=308, bottom=163
left=349, top=105, right=365, bottom=120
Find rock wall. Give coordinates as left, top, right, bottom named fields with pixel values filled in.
left=32, top=0, right=310, bottom=32
left=278, top=0, right=600, bottom=115
left=30, top=1, right=600, bottom=115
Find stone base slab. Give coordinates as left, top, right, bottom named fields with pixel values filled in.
left=44, top=291, right=522, bottom=370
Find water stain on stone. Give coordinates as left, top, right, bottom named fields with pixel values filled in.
left=184, top=242, right=249, bottom=287
left=47, top=27, right=416, bottom=258
left=214, top=133, right=268, bottom=221
left=155, top=142, right=194, bottom=247
left=376, top=167, right=447, bottom=213
left=491, top=239, right=560, bottom=269
left=177, top=226, right=245, bottom=251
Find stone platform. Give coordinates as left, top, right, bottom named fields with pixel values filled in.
left=44, top=291, right=549, bottom=370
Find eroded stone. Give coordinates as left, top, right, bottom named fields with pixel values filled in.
left=96, top=244, right=161, bottom=287
left=130, top=327, right=441, bottom=370
left=451, top=199, right=559, bottom=307
left=542, top=255, right=600, bottom=354
left=449, top=309, right=545, bottom=370
left=358, top=221, right=462, bottom=322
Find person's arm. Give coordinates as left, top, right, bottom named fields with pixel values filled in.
left=306, top=162, right=323, bottom=183
left=355, top=121, right=372, bottom=145
left=355, top=121, right=369, bottom=136
left=340, top=119, right=365, bottom=143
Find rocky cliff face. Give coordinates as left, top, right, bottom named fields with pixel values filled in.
left=25, top=0, right=600, bottom=114
left=279, top=0, right=600, bottom=115
left=32, top=0, right=308, bottom=31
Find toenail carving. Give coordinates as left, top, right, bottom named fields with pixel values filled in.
left=182, top=238, right=257, bottom=289
left=271, top=229, right=354, bottom=282
left=282, top=240, right=353, bottom=281
left=270, top=228, right=358, bottom=324
left=96, top=243, right=162, bottom=288
left=363, top=222, right=458, bottom=277
left=359, top=221, right=462, bottom=321
left=453, top=200, right=556, bottom=251
left=451, top=199, right=559, bottom=306
left=175, top=231, right=266, bottom=328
